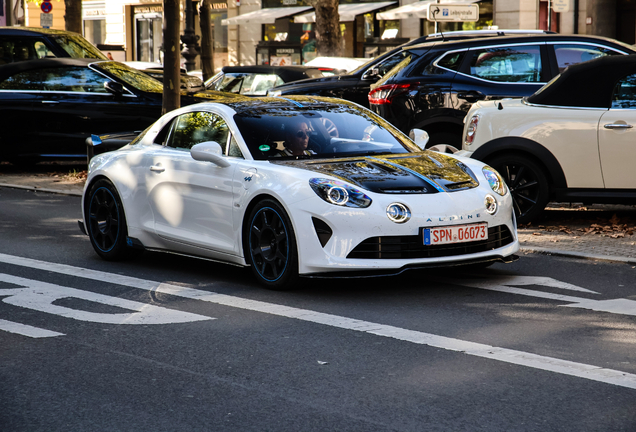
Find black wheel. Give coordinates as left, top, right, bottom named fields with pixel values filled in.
left=487, top=154, right=550, bottom=224
left=426, top=131, right=461, bottom=150
left=85, top=179, right=136, bottom=261
left=245, top=199, right=299, bottom=290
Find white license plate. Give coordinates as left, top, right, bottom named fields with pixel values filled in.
left=423, top=222, right=488, bottom=245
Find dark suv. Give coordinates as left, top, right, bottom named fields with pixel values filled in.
left=268, top=30, right=553, bottom=108
left=368, top=34, right=636, bottom=148
left=0, top=27, right=107, bottom=64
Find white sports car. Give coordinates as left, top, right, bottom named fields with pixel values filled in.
left=79, top=96, right=519, bottom=289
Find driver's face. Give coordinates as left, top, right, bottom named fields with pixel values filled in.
left=288, top=122, right=310, bottom=155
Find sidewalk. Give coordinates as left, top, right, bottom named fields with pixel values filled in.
left=1, top=164, right=635, bottom=265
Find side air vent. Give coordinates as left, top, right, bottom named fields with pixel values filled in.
left=312, top=217, right=333, bottom=248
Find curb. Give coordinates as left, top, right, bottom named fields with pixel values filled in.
left=0, top=183, right=83, bottom=197
left=519, top=246, right=636, bottom=265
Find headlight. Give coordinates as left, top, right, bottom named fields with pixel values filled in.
left=482, top=166, right=508, bottom=196
left=268, top=90, right=282, bottom=97
left=485, top=194, right=498, bottom=215
left=309, top=178, right=372, bottom=208
left=386, top=203, right=411, bottom=223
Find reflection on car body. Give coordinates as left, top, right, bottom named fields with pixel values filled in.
left=80, top=96, right=519, bottom=289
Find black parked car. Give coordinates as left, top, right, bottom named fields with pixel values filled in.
left=0, top=27, right=107, bottom=64
left=267, top=30, right=556, bottom=109
left=205, top=65, right=341, bottom=96
left=0, top=58, right=243, bottom=164
left=368, top=33, right=636, bottom=149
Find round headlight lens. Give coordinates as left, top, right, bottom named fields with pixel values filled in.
left=485, top=194, right=498, bottom=215
left=482, top=166, right=508, bottom=196
left=386, top=203, right=411, bottom=223
left=327, top=186, right=349, bottom=205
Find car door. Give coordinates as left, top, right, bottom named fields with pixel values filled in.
left=144, top=111, right=243, bottom=255
left=450, top=43, right=548, bottom=112
left=598, top=72, right=636, bottom=189
left=0, top=69, right=41, bottom=161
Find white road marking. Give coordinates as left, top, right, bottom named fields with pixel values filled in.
left=0, top=272, right=212, bottom=326
left=440, top=274, right=636, bottom=317
left=0, top=253, right=634, bottom=390
left=0, top=319, right=64, bottom=338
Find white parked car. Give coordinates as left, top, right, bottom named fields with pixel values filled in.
left=79, top=96, right=518, bottom=289
left=457, top=54, right=636, bottom=223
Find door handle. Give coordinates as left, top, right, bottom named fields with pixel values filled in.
left=604, top=123, right=633, bottom=129
left=457, top=91, right=485, bottom=102
left=41, top=101, right=59, bottom=104
left=150, top=165, right=165, bottom=173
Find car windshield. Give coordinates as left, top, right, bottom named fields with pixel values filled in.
left=51, top=34, right=108, bottom=59
left=95, top=61, right=164, bottom=92
left=234, top=104, right=420, bottom=160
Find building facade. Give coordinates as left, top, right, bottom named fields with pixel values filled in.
left=4, top=0, right=634, bottom=69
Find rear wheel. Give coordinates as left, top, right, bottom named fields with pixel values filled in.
left=245, top=199, right=299, bottom=290
left=487, top=154, right=550, bottom=224
left=426, top=131, right=461, bottom=153
left=85, top=179, right=137, bottom=261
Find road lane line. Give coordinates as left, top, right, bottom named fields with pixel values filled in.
left=0, top=319, right=65, bottom=338
left=1, top=253, right=635, bottom=390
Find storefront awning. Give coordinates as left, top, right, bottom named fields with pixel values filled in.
left=294, top=2, right=396, bottom=23
left=376, top=0, right=477, bottom=20
left=222, top=6, right=312, bottom=25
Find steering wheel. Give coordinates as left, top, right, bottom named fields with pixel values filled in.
left=320, top=118, right=339, bottom=138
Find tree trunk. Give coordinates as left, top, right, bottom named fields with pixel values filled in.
left=64, top=0, right=82, bottom=34
left=307, top=0, right=342, bottom=57
left=199, top=0, right=215, bottom=82
left=162, top=0, right=181, bottom=115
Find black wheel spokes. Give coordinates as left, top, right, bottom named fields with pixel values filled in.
left=89, top=188, right=119, bottom=251
left=501, top=163, right=540, bottom=219
left=250, top=208, right=288, bottom=281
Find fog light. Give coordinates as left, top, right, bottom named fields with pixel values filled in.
left=386, top=203, right=411, bottom=223
left=327, top=186, right=349, bottom=205
left=485, top=194, right=498, bottom=215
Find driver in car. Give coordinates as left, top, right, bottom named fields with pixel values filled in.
left=278, top=119, right=316, bottom=157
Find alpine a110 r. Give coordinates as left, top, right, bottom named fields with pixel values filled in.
left=79, top=96, right=519, bottom=289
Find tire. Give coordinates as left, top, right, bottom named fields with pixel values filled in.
left=85, top=179, right=137, bottom=261
left=426, top=131, right=462, bottom=151
left=487, top=154, right=550, bottom=224
left=245, top=199, right=299, bottom=290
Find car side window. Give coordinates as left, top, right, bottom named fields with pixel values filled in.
left=554, top=45, right=621, bottom=74
left=166, top=112, right=230, bottom=152
left=0, top=38, right=43, bottom=64
left=0, top=66, right=109, bottom=92
left=228, top=135, right=244, bottom=158
left=436, top=51, right=466, bottom=72
left=611, top=73, right=636, bottom=109
left=468, top=45, right=542, bottom=83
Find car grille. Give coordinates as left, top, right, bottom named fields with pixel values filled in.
left=347, top=225, right=514, bottom=259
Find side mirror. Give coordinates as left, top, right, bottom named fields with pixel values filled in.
left=409, top=129, right=429, bottom=150
left=191, top=141, right=230, bottom=167
left=104, top=81, right=125, bottom=97
left=362, top=67, right=381, bottom=81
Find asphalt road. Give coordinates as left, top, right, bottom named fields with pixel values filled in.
left=1, top=187, right=635, bottom=432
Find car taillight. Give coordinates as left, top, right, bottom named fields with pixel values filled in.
left=464, top=114, right=480, bottom=147
left=368, top=83, right=417, bottom=105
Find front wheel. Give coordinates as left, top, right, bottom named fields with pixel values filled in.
left=487, top=154, right=550, bottom=224
left=85, top=179, right=137, bottom=261
left=245, top=199, right=299, bottom=290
